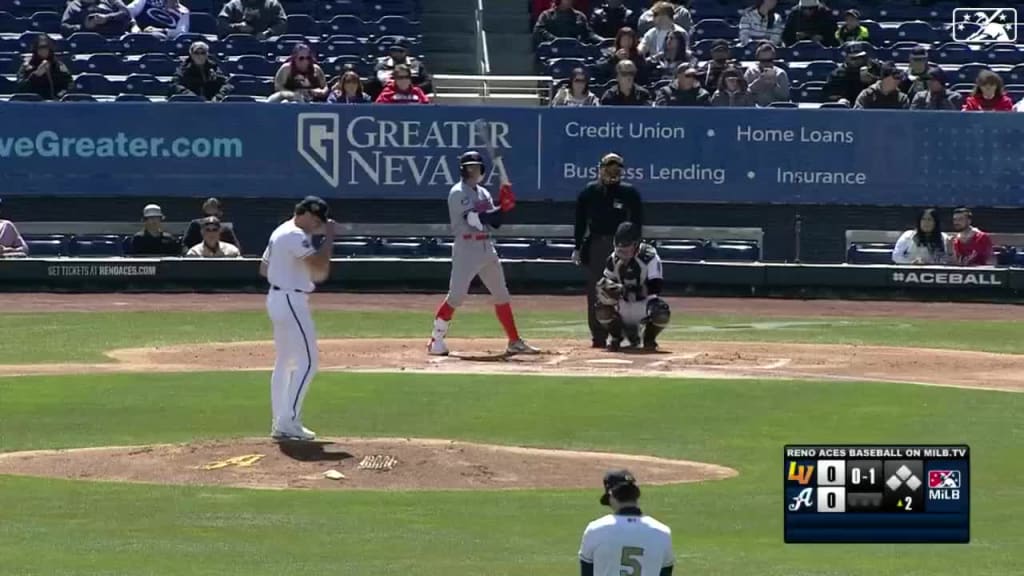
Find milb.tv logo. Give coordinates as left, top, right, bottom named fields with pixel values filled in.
left=298, top=113, right=341, bottom=188
left=953, top=8, right=1018, bottom=42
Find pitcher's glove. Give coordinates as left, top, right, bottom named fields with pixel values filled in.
left=596, top=278, right=624, bottom=305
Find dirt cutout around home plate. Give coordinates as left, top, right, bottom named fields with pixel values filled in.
left=0, top=437, right=738, bottom=491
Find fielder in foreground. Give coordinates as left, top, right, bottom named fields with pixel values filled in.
left=428, top=150, right=539, bottom=357
left=579, top=470, right=675, bottom=576
left=595, top=222, right=670, bottom=351
left=259, top=196, right=334, bottom=441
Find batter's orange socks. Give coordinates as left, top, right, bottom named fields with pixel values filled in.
left=436, top=301, right=455, bottom=321
left=495, top=303, right=520, bottom=342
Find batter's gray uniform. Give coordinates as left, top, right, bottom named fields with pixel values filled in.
left=444, top=181, right=511, bottom=306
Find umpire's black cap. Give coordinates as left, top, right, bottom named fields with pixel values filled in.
left=296, top=196, right=330, bottom=222
left=600, top=469, right=640, bottom=505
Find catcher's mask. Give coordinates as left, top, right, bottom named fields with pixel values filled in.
left=600, top=153, right=624, bottom=184
left=614, top=221, right=640, bottom=260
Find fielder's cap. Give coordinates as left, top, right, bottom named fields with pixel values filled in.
left=600, top=152, right=624, bottom=166
left=200, top=216, right=221, bottom=227
left=296, top=195, right=330, bottom=222
left=600, top=469, right=639, bottom=505
left=614, top=221, right=640, bottom=245
left=910, top=47, right=928, bottom=60
left=843, top=41, right=868, bottom=58
left=142, top=203, right=164, bottom=219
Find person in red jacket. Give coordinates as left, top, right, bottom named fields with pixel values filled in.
left=374, top=64, right=430, bottom=104
left=951, top=207, right=995, bottom=266
left=962, top=70, right=1014, bottom=111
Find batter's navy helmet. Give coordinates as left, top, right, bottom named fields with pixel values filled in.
left=459, top=150, right=486, bottom=177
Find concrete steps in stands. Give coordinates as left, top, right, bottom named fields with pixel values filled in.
left=482, top=0, right=534, bottom=74
left=421, top=0, right=481, bottom=74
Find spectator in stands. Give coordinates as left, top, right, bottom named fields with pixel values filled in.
left=950, top=207, right=995, bottom=266
left=854, top=62, right=909, bottom=109
left=172, top=41, right=232, bottom=101
left=835, top=9, right=868, bottom=44
left=183, top=197, right=240, bottom=253
left=596, top=27, right=649, bottom=84
left=638, top=2, right=689, bottom=57
left=892, top=208, right=947, bottom=265
left=532, top=0, right=590, bottom=27
left=327, top=69, right=372, bottom=103
left=269, top=44, right=327, bottom=103
left=1016, top=97, right=1024, bottom=112
left=697, top=39, right=732, bottom=94
left=16, top=35, right=72, bottom=101
left=186, top=217, right=241, bottom=258
left=600, top=60, right=651, bottom=105
left=376, top=64, right=431, bottom=103
left=61, top=0, right=131, bottom=37
left=128, top=0, right=189, bottom=39
left=217, top=0, right=286, bottom=40
left=590, top=0, right=637, bottom=39
left=647, top=30, right=695, bottom=81
left=533, top=0, right=602, bottom=46
left=781, top=0, right=837, bottom=47
left=824, top=42, right=879, bottom=106
left=900, top=47, right=929, bottom=100
left=744, top=42, right=789, bottom=106
left=374, top=37, right=432, bottom=95
left=739, top=0, right=784, bottom=47
left=710, top=66, right=755, bottom=107
left=910, top=67, right=963, bottom=110
left=0, top=199, right=28, bottom=259
left=551, top=67, right=600, bottom=106
left=129, top=204, right=181, bottom=256
left=962, top=70, right=1014, bottom=112
left=637, top=0, right=692, bottom=37
left=655, top=65, right=709, bottom=106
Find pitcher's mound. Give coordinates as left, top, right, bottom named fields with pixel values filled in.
left=0, top=437, right=737, bottom=491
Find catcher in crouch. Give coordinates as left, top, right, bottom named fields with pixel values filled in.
left=595, top=221, right=670, bottom=351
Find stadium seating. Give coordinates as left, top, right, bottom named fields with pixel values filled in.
left=224, top=54, right=277, bottom=76
left=135, top=53, right=179, bottom=76
left=122, top=73, right=166, bottom=96
left=61, top=92, right=97, bottom=101
left=188, top=12, right=218, bottom=36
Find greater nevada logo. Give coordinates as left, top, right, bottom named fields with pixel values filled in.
left=298, top=113, right=340, bottom=187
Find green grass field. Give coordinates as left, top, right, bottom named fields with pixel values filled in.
left=1, top=306, right=1021, bottom=575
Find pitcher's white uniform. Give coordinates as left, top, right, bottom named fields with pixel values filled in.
left=579, top=512, right=675, bottom=576
left=261, top=219, right=319, bottom=436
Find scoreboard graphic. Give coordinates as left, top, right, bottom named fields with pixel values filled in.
left=784, top=445, right=969, bottom=543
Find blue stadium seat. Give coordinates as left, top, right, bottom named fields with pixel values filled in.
left=847, top=243, right=895, bottom=264
left=181, top=0, right=212, bottom=13
left=269, top=34, right=309, bottom=57
left=6, top=0, right=63, bottom=16
left=171, top=33, right=208, bottom=56
left=114, top=93, right=150, bottom=101
left=322, top=36, right=367, bottom=57
left=887, top=41, right=923, bottom=62
left=995, top=246, right=1016, bottom=266
left=25, top=239, right=63, bottom=256
left=327, top=15, right=366, bottom=37
left=227, top=54, right=277, bottom=76
left=494, top=240, right=536, bottom=260
left=325, top=54, right=370, bottom=76
left=705, top=241, right=758, bottom=262
left=222, top=34, right=265, bottom=56
left=0, top=38, right=20, bottom=52
left=188, top=12, right=218, bottom=35
left=536, top=38, right=588, bottom=61
left=333, top=238, right=376, bottom=257
left=656, top=241, right=705, bottom=262
left=1007, top=64, right=1024, bottom=84
left=895, top=21, right=938, bottom=44
left=954, top=63, right=989, bottom=85
left=84, top=52, right=128, bottom=75
left=27, top=9, right=57, bottom=33
left=377, top=237, right=425, bottom=257
left=318, top=0, right=362, bottom=20
left=71, top=238, right=123, bottom=257
left=692, top=19, right=736, bottom=42
left=1006, top=84, right=1024, bottom=103
left=691, top=38, right=716, bottom=61
left=788, top=40, right=833, bottom=62
left=287, top=13, right=319, bottom=36
left=0, top=74, right=13, bottom=95
left=9, top=92, right=43, bottom=100
left=819, top=102, right=849, bottom=109
left=73, top=72, right=120, bottom=95
left=0, top=11, right=20, bottom=33
left=547, top=57, right=587, bottom=79
left=366, top=0, right=415, bottom=18
left=122, top=73, right=166, bottom=96
left=229, top=73, right=272, bottom=96
left=371, top=15, right=416, bottom=38
left=688, top=0, right=737, bottom=20
left=0, top=52, right=19, bottom=74
left=795, top=81, right=825, bottom=103
left=933, top=42, right=975, bottom=65
left=983, top=43, right=1022, bottom=65
left=371, top=35, right=419, bottom=58
left=121, top=33, right=165, bottom=55
left=768, top=101, right=798, bottom=108
left=168, top=93, right=204, bottom=102
left=798, top=60, right=836, bottom=83
left=222, top=94, right=256, bottom=102
left=18, top=31, right=64, bottom=53
left=60, top=92, right=97, bottom=101
left=135, top=53, right=178, bottom=75
left=281, top=0, right=315, bottom=17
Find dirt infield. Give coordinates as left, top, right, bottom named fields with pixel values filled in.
left=0, top=438, right=738, bottom=491
left=1, top=292, right=1021, bottom=320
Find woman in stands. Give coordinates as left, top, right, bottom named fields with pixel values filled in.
left=710, top=66, right=754, bottom=107
left=16, top=34, right=72, bottom=101
left=892, top=208, right=947, bottom=265
left=596, top=27, right=649, bottom=85
left=647, top=29, right=694, bottom=81
left=269, top=44, right=328, bottom=103
left=962, top=70, right=1014, bottom=111
left=375, top=64, right=430, bottom=103
left=327, top=69, right=371, bottom=104
left=551, top=67, right=600, bottom=106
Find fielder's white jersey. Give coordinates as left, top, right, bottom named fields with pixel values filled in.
left=261, top=219, right=316, bottom=293
left=579, top=512, right=675, bottom=576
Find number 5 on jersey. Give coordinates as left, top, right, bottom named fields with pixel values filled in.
left=620, top=546, right=644, bottom=576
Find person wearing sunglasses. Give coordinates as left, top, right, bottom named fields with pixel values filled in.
left=183, top=197, right=241, bottom=252
left=327, top=69, right=371, bottom=104
left=599, top=59, right=652, bottom=106
left=172, top=41, right=233, bottom=101
left=16, top=34, right=72, bottom=101
left=551, top=67, right=600, bottom=106
left=373, top=37, right=432, bottom=95
left=269, top=43, right=328, bottom=103
left=375, top=64, right=430, bottom=104
left=186, top=216, right=241, bottom=258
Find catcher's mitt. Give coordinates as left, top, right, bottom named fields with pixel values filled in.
left=596, top=278, right=624, bottom=305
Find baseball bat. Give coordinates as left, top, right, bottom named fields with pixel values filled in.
left=474, top=118, right=510, bottom=186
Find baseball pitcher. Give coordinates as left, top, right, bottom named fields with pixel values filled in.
left=594, top=221, right=670, bottom=351
left=579, top=470, right=675, bottom=576
left=427, top=150, right=539, bottom=356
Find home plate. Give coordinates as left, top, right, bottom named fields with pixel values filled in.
left=585, top=358, right=635, bottom=365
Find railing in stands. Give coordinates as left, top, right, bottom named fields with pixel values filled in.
left=432, top=74, right=553, bottom=106
left=473, top=0, right=491, bottom=76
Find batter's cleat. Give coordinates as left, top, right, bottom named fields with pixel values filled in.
left=272, top=427, right=316, bottom=442
left=427, top=337, right=449, bottom=356
left=506, top=339, right=540, bottom=355
left=607, top=339, right=622, bottom=352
